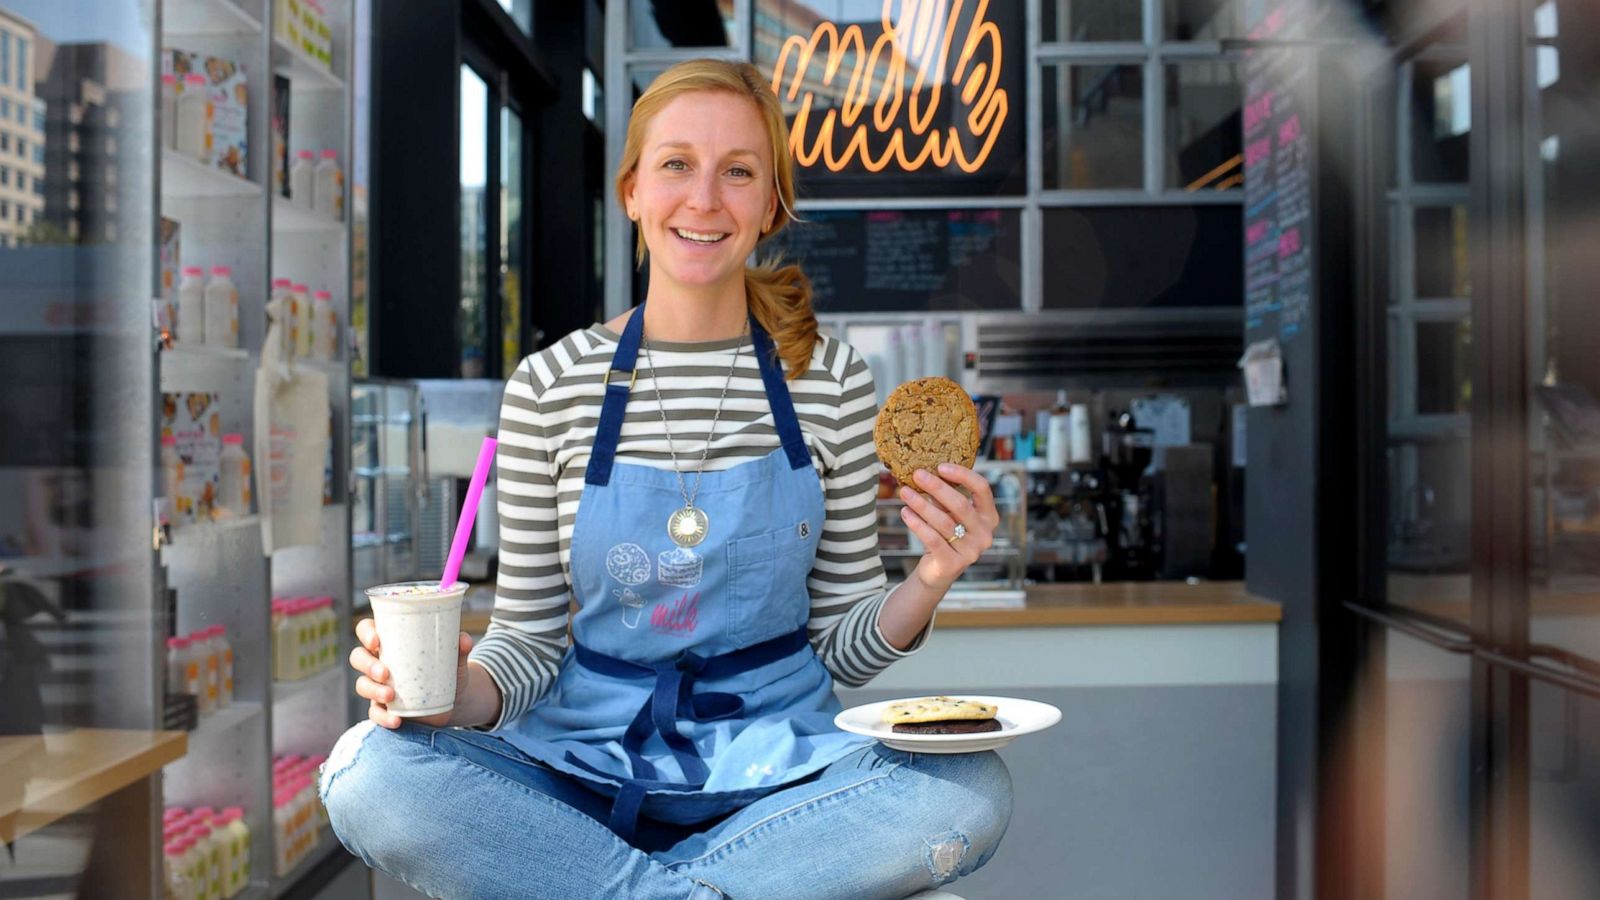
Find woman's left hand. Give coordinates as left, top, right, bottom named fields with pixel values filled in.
left=897, top=463, right=1001, bottom=590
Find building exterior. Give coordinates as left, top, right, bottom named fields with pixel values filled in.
left=0, top=7, right=44, bottom=246
left=35, top=39, right=140, bottom=244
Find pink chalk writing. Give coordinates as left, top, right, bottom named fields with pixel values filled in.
left=1245, top=137, right=1273, bottom=168
left=1249, top=9, right=1286, bottom=40
left=1278, top=114, right=1302, bottom=145
left=1244, top=93, right=1274, bottom=132
left=1277, top=227, right=1302, bottom=259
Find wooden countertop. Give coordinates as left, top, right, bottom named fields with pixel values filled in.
left=0, top=728, right=188, bottom=843
left=940, top=581, right=1279, bottom=627
left=450, top=580, right=1278, bottom=634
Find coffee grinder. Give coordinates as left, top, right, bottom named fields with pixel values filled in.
left=1102, top=410, right=1156, bottom=578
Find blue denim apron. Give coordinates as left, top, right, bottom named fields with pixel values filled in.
left=499, top=306, right=871, bottom=841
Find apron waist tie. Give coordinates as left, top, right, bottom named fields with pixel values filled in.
left=567, top=627, right=811, bottom=841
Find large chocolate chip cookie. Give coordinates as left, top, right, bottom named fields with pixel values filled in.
left=873, top=377, right=980, bottom=490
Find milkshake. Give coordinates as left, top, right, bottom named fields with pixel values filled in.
left=364, top=581, right=467, bottom=717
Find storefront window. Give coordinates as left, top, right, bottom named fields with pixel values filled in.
left=631, top=65, right=663, bottom=98
left=631, top=0, right=736, bottom=50
left=1164, top=0, right=1246, bottom=41
left=1042, top=63, right=1144, bottom=190
left=1408, top=56, right=1470, bottom=185
left=0, top=0, right=166, bottom=889
left=1385, top=48, right=1472, bottom=595
left=1413, top=205, right=1469, bottom=299
left=1165, top=60, right=1242, bottom=191
left=611, top=1, right=1241, bottom=315
left=500, top=106, right=523, bottom=377
left=1041, top=206, right=1242, bottom=308
left=460, top=64, right=488, bottom=378
left=1042, top=0, right=1142, bottom=44
left=495, top=0, right=531, bottom=36
left=1375, top=630, right=1472, bottom=898
left=1414, top=318, right=1471, bottom=416
left=352, top=0, right=372, bottom=376
left=1525, top=0, right=1600, bottom=664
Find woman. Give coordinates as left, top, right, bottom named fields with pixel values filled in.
left=321, top=60, right=1012, bottom=900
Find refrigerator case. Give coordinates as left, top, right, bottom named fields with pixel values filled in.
left=351, top=379, right=421, bottom=591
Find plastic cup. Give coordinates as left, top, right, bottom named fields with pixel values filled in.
left=365, top=580, right=468, bottom=717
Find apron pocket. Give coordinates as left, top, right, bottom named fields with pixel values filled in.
left=726, top=522, right=816, bottom=646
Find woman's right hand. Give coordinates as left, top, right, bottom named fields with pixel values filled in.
left=351, top=617, right=474, bottom=729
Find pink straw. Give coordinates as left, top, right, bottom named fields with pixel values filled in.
left=441, top=436, right=498, bottom=589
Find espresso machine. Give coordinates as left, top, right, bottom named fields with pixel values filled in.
left=1029, top=469, right=1110, bottom=582
left=1102, top=410, right=1156, bottom=579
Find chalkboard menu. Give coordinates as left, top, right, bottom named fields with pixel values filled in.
left=768, top=209, right=1022, bottom=312
left=1242, top=0, right=1315, bottom=342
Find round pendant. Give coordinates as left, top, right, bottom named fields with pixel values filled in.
left=668, top=507, right=709, bottom=548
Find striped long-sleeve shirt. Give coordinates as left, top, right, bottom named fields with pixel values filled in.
left=468, top=324, right=929, bottom=730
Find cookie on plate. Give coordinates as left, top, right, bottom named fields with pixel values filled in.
left=873, top=377, right=980, bottom=489
left=892, top=718, right=1003, bottom=735
left=883, top=696, right=1001, bottom=735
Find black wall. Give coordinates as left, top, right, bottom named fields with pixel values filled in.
left=1240, top=17, right=1363, bottom=900
left=372, top=0, right=595, bottom=375
left=371, top=0, right=461, bottom=378
left=531, top=0, right=602, bottom=349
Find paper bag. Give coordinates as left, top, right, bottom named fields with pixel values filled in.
left=255, top=297, right=329, bottom=552
left=1238, top=338, right=1288, bottom=407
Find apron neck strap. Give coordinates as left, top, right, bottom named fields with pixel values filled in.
left=585, top=304, right=811, bottom=486
left=584, top=303, right=648, bottom=487
left=749, top=323, right=812, bottom=472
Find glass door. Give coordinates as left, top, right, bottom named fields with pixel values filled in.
left=458, top=51, right=533, bottom=380
left=1349, top=3, right=1600, bottom=898
left=1519, top=0, right=1600, bottom=894
left=1347, top=17, right=1479, bottom=899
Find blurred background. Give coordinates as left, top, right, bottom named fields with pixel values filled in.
left=1, top=0, right=1598, bottom=898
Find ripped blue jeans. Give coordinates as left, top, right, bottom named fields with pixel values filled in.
left=319, top=722, right=1011, bottom=900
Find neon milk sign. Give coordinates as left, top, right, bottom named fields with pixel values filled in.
left=768, top=0, right=1009, bottom=175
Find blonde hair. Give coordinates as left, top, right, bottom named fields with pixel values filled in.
left=616, top=59, right=816, bottom=380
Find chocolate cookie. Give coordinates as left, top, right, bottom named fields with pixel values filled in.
left=891, top=719, right=1003, bottom=735
left=873, top=377, right=980, bottom=490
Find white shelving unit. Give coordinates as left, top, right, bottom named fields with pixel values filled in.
left=271, top=37, right=344, bottom=90
left=272, top=195, right=343, bottom=233
left=272, top=662, right=348, bottom=707
left=189, top=701, right=267, bottom=743
left=162, top=147, right=264, bottom=197
left=156, top=0, right=356, bottom=895
left=164, top=0, right=263, bottom=36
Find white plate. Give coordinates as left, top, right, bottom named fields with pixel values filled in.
left=834, top=695, right=1062, bottom=754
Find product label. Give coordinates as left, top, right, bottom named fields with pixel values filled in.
left=162, top=391, right=223, bottom=523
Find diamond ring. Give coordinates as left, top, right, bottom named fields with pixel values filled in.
left=946, top=523, right=967, bottom=544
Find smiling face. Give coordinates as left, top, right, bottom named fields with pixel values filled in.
left=622, top=91, right=779, bottom=299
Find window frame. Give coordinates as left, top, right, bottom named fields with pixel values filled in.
left=459, top=1, right=541, bottom=378
left=602, top=0, right=1246, bottom=318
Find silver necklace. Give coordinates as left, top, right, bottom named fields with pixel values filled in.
left=643, top=324, right=746, bottom=547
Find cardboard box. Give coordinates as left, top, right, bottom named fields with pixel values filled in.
left=162, top=391, right=223, bottom=523
left=272, top=75, right=291, bottom=198
left=278, top=0, right=333, bottom=72
left=159, top=216, right=180, bottom=335
left=165, top=48, right=249, bottom=178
